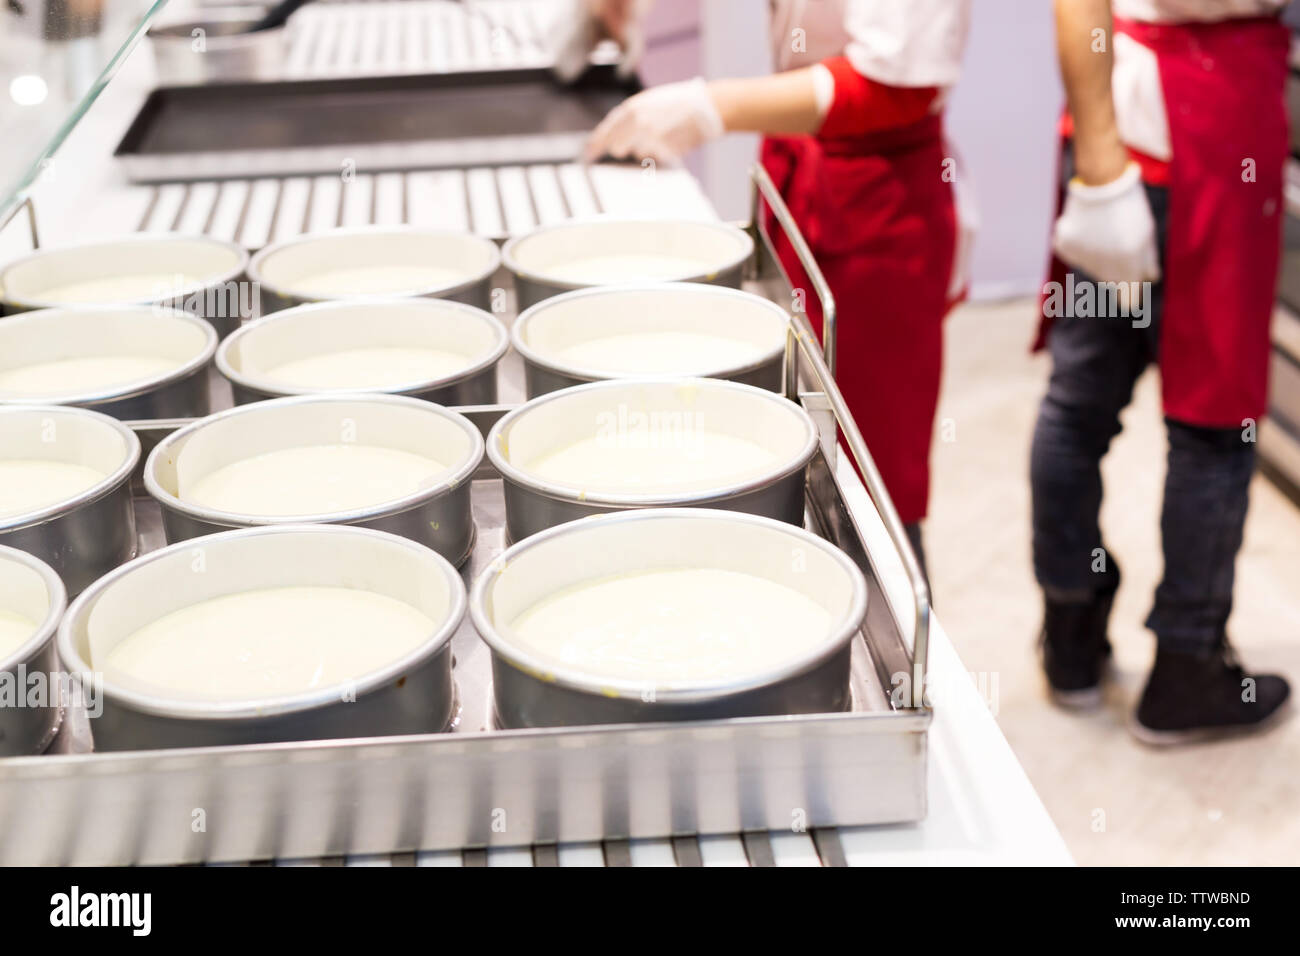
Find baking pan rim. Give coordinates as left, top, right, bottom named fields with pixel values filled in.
left=470, top=506, right=869, bottom=703
left=0, top=544, right=68, bottom=675
left=0, top=233, right=250, bottom=313
left=500, top=216, right=755, bottom=293
left=55, top=523, right=467, bottom=721
left=215, top=297, right=509, bottom=399
left=0, top=405, right=142, bottom=535
left=142, top=392, right=485, bottom=527
left=485, top=376, right=820, bottom=508
left=246, top=225, right=503, bottom=307
left=510, top=282, right=788, bottom=386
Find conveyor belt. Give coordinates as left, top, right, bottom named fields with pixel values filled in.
left=284, top=1, right=557, bottom=78
left=81, top=162, right=714, bottom=247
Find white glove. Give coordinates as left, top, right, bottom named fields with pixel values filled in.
left=1052, top=162, right=1161, bottom=283
left=584, top=77, right=724, bottom=165
left=549, top=0, right=646, bottom=83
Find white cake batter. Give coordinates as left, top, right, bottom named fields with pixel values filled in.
left=524, top=429, right=777, bottom=494
left=32, top=273, right=202, bottom=304
left=99, top=586, right=435, bottom=701
left=281, top=265, right=466, bottom=297
left=259, top=346, right=473, bottom=389
left=0, top=356, right=180, bottom=396
left=184, top=443, right=451, bottom=516
left=508, top=567, right=831, bottom=683
left=0, top=459, right=108, bottom=518
left=0, top=609, right=38, bottom=660
left=541, top=254, right=713, bottom=284
left=553, top=331, right=764, bottom=375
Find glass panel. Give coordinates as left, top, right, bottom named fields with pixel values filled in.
left=0, top=0, right=172, bottom=227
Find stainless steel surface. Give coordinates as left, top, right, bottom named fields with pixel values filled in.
left=486, top=377, right=819, bottom=542
left=750, top=163, right=839, bottom=376
left=247, top=226, right=501, bottom=314
left=0, top=305, right=218, bottom=421
left=502, top=218, right=754, bottom=310
left=0, top=405, right=140, bottom=597
left=0, top=234, right=252, bottom=338
left=513, top=283, right=787, bottom=396
left=143, top=394, right=484, bottom=567
left=57, top=524, right=464, bottom=751
left=0, top=545, right=67, bottom=756
left=148, top=10, right=288, bottom=85
left=217, top=298, right=507, bottom=406
left=473, top=508, right=867, bottom=728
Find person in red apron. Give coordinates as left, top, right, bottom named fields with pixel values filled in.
left=578, top=0, right=974, bottom=573
left=1034, top=0, right=1291, bottom=742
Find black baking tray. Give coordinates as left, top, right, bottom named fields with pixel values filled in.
left=113, top=66, right=638, bottom=180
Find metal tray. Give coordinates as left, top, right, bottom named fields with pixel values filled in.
left=113, top=66, right=639, bottom=183
left=0, top=168, right=933, bottom=865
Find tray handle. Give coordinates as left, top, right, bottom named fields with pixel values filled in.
left=749, top=162, right=931, bottom=708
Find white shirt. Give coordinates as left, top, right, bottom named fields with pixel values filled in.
left=769, top=0, right=971, bottom=88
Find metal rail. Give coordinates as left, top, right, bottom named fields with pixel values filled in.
left=750, top=163, right=931, bottom=707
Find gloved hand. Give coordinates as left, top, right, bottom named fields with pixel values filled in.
left=1052, top=162, right=1161, bottom=283
left=549, top=0, right=646, bottom=83
left=584, top=77, right=724, bottom=165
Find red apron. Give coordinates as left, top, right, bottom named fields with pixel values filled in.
left=761, top=114, right=958, bottom=523
left=1037, top=15, right=1289, bottom=428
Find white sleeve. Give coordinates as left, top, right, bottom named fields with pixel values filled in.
left=841, top=0, right=972, bottom=89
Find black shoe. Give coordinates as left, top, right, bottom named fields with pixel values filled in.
left=1039, top=572, right=1119, bottom=710
left=1131, top=642, right=1292, bottom=746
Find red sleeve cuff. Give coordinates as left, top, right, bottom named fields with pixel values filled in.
left=817, top=55, right=942, bottom=139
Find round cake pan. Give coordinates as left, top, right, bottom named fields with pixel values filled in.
left=501, top=218, right=754, bottom=311
left=148, top=9, right=288, bottom=86
left=0, top=306, right=217, bottom=420
left=217, top=298, right=508, bottom=406
left=248, top=226, right=502, bottom=315
left=472, top=508, right=868, bottom=728
left=513, top=283, right=788, bottom=397
left=0, top=233, right=251, bottom=338
left=0, top=545, right=68, bottom=755
left=486, top=377, right=818, bottom=542
left=145, top=393, right=484, bottom=566
left=0, top=405, right=140, bottom=597
left=57, top=524, right=465, bottom=751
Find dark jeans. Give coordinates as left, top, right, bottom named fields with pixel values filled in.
left=1030, top=181, right=1257, bottom=654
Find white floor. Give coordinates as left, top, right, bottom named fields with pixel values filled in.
left=928, top=298, right=1300, bottom=866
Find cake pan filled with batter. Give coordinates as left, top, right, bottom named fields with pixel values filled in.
left=0, top=306, right=217, bottom=420
left=472, top=508, right=868, bottom=728
left=144, top=394, right=483, bottom=565
left=0, top=405, right=140, bottom=596
left=248, top=226, right=501, bottom=315
left=502, top=218, right=754, bottom=310
left=0, top=234, right=250, bottom=338
left=487, top=377, right=818, bottom=541
left=513, top=283, right=789, bottom=396
left=56, top=524, right=465, bottom=750
left=0, top=545, right=67, bottom=755
left=217, top=298, right=508, bottom=406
